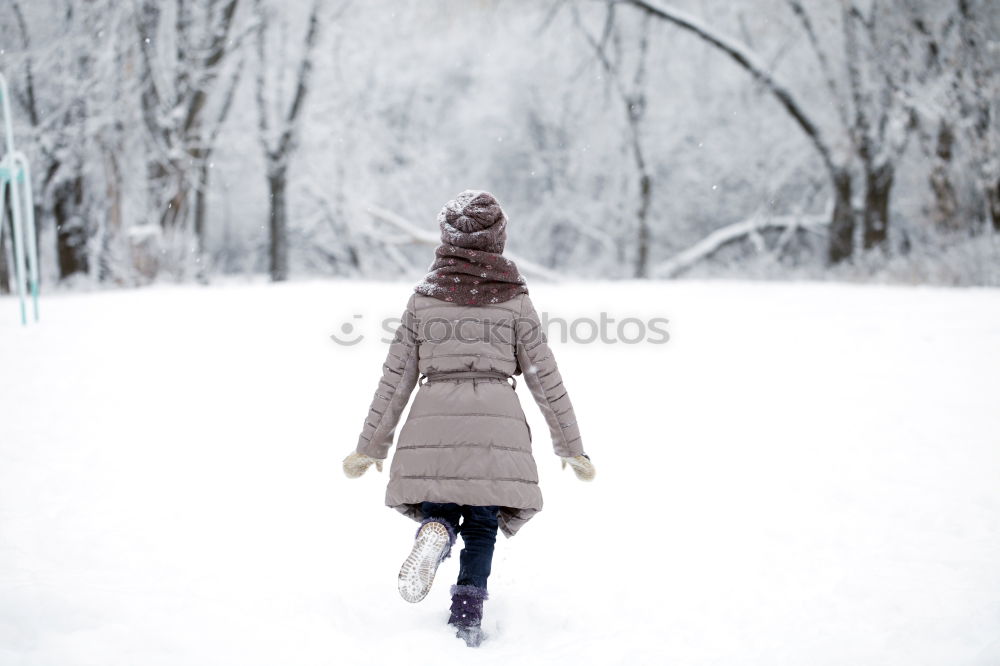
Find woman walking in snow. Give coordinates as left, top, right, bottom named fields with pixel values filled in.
left=343, top=190, right=595, bottom=648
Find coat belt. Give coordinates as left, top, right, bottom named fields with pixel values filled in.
left=419, top=370, right=516, bottom=388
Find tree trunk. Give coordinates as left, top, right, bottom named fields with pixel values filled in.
left=635, top=172, right=651, bottom=278
left=827, top=169, right=855, bottom=264
left=99, top=149, right=123, bottom=283
left=988, top=178, right=1000, bottom=232
left=268, top=171, right=288, bottom=282
left=254, top=0, right=323, bottom=284
left=626, top=93, right=651, bottom=278
left=1, top=194, right=11, bottom=294
left=159, top=178, right=188, bottom=230
left=54, top=174, right=90, bottom=279
left=862, top=163, right=893, bottom=251
left=929, top=121, right=958, bottom=231
left=194, top=160, right=210, bottom=283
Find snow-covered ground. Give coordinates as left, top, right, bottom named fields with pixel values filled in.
left=1, top=280, right=999, bottom=666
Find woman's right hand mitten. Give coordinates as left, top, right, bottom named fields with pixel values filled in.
left=343, top=451, right=384, bottom=478
left=561, top=454, right=595, bottom=481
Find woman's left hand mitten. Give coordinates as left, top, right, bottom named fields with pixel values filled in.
left=343, top=452, right=384, bottom=478
left=560, top=454, right=595, bottom=481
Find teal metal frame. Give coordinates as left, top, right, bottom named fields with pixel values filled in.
left=0, top=71, right=40, bottom=325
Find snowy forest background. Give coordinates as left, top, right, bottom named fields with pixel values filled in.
left=1, top=0, right=999, bottom=289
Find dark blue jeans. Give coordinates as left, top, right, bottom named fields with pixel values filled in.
left=420, top=502, right=499, bottom=590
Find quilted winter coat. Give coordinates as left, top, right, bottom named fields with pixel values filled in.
left=354, top=291, right=584, bottom=537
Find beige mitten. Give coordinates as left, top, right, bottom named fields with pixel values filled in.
left=561, top=454, right=596, bottom=481
left=343, top=451, right=384, bottom=478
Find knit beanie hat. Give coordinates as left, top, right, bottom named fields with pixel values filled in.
left=438, top=190, right=508, bottom=253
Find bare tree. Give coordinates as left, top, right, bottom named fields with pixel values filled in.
left=953, top=0, right=1000, bottom=230
left=6, top=0, right=153, bottom=282
left=837, top=1, right=917, bottom=252
left=135, top=0, right=244, bottom=277
left=572, top=3, right=654, bottom=277
left=6, top=0, right=89, bottom=279
left=839, top=0, right=996, bottom=237
left=253, top=0, right=325, bottom=282
left=618, top=0, right=851, bottom=262
left=621, top=0, right=919, bottom=262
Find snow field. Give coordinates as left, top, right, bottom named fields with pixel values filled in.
left=1, top=280, right=999, bottom=665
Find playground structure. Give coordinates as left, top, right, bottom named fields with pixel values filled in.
left=0, top=71, right=40, bottom=325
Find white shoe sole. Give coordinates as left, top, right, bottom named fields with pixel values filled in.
left=398, top=521, right=450, bottom=603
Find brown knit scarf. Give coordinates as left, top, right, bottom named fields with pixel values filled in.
left=415, top=243, right=528, bottom=305
left=414, top=190, right=528, bottom=305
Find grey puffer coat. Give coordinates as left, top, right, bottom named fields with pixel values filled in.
left=355, top=292, right=584, bottom=537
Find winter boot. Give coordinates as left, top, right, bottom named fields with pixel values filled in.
left=397, top=519, right=455, bottom=603
left=447, top=584, right=488, bottom=647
